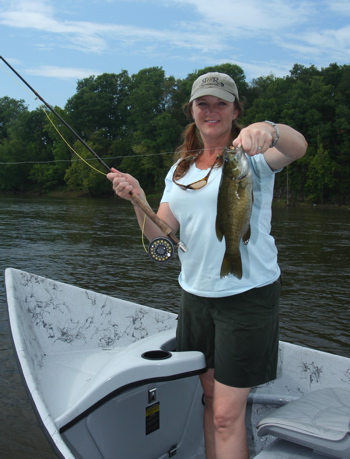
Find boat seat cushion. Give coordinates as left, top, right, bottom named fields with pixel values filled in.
left=256, top=387, right=350, bottom=458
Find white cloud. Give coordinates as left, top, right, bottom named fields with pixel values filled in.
left=310, top=27, right=350, bottom=52
left=0, top=0, right=225, bottom=54
left=326, top=0, right=350, bottom=16
left=167, top=0, right=314, bottom=31
left=235, top=60, right=292, bottom=80
left=26, top=65, right=101, bottom=79
left=0, top=0, right=56, bottom=29
left=282, top=25, right=350, bottom=62
left=0, top=1, right=111, bottom=52
left=1, top=0, right=349, bottom=82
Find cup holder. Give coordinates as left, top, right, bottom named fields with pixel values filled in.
left=141, top=350, right=172, bottom=360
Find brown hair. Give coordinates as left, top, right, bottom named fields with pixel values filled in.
left=174, top=99, right=245, bottom=171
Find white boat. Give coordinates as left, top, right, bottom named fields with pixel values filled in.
left=5, top=268, right=350, bottom=459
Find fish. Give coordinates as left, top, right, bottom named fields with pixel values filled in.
left=216, top=146, right=253, bottom=279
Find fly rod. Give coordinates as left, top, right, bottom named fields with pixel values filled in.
left=0, top=56, right=111, bottom=172
left=0, top=56, right=186, bottom=261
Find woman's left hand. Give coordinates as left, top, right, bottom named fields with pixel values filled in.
left=232, top=122, right=275, bottom=155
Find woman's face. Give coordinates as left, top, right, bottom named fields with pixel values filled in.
left=191, top=95, right=239, bottom=145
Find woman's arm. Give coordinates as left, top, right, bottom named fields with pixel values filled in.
left=106, top=168, right=179, bottom=242
left=232, top=122, right=308, bottom=170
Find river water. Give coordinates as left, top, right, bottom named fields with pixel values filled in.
left=0, top=195, right=349, bottom=458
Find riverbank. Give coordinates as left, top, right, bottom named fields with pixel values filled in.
left=1, top=189, right=349, bottom=210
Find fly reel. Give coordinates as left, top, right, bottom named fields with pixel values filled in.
left=148, top=237, right=174, bottom=262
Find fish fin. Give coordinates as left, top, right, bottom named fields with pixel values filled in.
left=242, top=225, right=251, bottom=245
left=220, top=253, right=243, bottom=279
left=232, top=254, right=243, bottom=279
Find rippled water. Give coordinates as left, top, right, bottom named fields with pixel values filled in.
left=0, top=195, right=349, bottom=458
left=273, top=206, right=350, bottom=355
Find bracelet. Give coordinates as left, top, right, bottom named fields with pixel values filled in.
left=264, top=121, right=280, bottom=148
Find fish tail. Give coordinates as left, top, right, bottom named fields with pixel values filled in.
left=220, top=252, right=243, bottom=279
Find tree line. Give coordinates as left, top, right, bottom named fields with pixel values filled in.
left=0, top=62, right=349, bottom=204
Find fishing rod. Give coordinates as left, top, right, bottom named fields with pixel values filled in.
left=0, top=55, right=187, bottom=262
left=0, top=56, right=111, bottom=172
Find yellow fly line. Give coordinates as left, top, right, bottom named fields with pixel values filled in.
left=43, top=109, right=149, bottom=253
left=42, top=110, right=106, bottom=176
left=1, top=58, right=149, bottom=251
left=1, top=58, right=105, bottom=175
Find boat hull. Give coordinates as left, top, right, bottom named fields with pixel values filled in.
left=5, top=268, right=350, bottom=458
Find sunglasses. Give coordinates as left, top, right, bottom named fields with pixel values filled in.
left=172, top=154, right=221, bottom=190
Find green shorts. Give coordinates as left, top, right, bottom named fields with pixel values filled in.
left=176, top=280, right=281, bottom=388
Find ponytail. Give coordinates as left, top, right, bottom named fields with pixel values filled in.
left=175, top=122, right=203, bottom=161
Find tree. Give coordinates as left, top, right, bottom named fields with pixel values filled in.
left=0, top=97, right=28, bottom=141
left=63, top=140, right=110, bottom=196
left=1, top=63, right=350, bottom=203
left=0, top=105, right=54, bottom=191
left=120, top=67, right=183, bottom=192
left=305, top=138, right=336, bottom=203
left=65, top=71, right=131, bottom=141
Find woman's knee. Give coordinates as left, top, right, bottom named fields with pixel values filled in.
left=212, top=404, right=242, bottom=432
left=212, top=384, right=250, bottom=431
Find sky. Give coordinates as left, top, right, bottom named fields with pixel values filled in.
left=1, top=0, right=350, bottom=111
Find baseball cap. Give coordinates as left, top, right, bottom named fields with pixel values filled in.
left=189, top=72, right=239, bottom=103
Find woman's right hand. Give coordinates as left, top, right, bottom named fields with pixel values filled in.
left=106, top=168, right=143, bottom=201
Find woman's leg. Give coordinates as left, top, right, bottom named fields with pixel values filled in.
left=200, top=369, right=216, bottom=458
left=213, top=380, right=250, bottom=458
left=200, top=370, right=250, bottom=459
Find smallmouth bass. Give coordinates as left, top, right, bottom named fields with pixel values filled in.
left=216, top=146, right=253, bottom=279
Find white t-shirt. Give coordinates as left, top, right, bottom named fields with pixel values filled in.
left=161, top=154, right=281, bottom=297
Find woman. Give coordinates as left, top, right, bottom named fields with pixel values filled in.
left=107, top=72, right=307, bottom=459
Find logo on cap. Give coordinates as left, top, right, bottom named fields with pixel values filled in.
left=201, top=76, right=224, bottom=88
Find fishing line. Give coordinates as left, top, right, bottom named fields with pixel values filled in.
left=0, top=55, right=187, bottom=261
left=0, top=58, right=224, bottom=164
left=1, top=58, right=107, bottom=174
left=0, top=56, right=111, bottom=171
left=141, top=214, right=148, bottom=254
left=43, top=110, right=106, bottom=175
left=0, top=151, right=175, bottom=166
left=0, top=59, right=223, bottom=166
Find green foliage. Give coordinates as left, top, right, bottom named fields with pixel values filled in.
left=0, top=96, right=28, bottom=140
left=0, top=136, right=28, bottom=191
left=65, top=72, right=131, bottom=141
left=242, top=63, right=350, bottom=203
left=1, top=63, right=350, bottom=203
left=28, top=164, right=62, bottom=190
left=63, top=141, right=110, bottom=196
left=0, top=102, right=55, bottom=191
left=305, top=138, right=337, bottom=203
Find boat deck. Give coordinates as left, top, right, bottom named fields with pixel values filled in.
left=40, top=348, right=123, bottom=420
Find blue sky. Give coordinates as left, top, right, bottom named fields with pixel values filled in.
left=1, top=0, right=350, bottom=111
